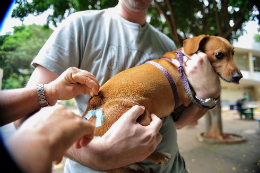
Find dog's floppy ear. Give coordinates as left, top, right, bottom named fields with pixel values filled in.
left=183, top=35, right=209, bottom=55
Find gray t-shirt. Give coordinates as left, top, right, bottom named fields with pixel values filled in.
left=32, top=8, right=187, bottom=173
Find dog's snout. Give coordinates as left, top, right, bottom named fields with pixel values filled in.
left=232, top=71, right=243, bottom=82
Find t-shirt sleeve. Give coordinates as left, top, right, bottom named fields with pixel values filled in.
left=32, top=13, right=84, bottom=76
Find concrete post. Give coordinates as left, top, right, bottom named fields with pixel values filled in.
left=248, top=51, right=254, bottom=79
left=0, top=68, right=3, bottom=90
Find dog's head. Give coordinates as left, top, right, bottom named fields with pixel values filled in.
left=183, top=35, right=242, bottom=84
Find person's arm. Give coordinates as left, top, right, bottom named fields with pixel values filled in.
left=0, top=88, right=41, bottom=126
left=6, top=105, right=94, bottom=173
left=172, top=51, right=220, bottom=129
left=13, top=65, right=99, bottom=128
left=174, top=104, right=207, bottom=129
left=65, top=105, right=163, bottom=170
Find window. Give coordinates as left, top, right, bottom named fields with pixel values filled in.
left=253, top=56, right=260, bottom=72
left=234, top=53, right=249, bottom=71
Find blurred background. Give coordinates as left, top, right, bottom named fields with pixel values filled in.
left=0, top=0, right=260, bottom=172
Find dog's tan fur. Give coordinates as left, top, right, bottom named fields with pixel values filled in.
left=82, top=35, right=242, bottom=172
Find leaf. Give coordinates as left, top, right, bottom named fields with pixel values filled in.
left=216, top=167, right=222, bottom=172
left=232, top=167, right=236, bottom=170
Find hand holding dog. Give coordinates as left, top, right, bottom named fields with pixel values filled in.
left=44, top=67, right=100, bottom=104
left=99, top=105, right=163, bottom=168
left=66, top=105, right=163, bottom=170
left=6, top=105, right=94, bottom=173
left=171, top=49, right=220, bottom=99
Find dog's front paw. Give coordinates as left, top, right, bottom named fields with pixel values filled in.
left=159, top=152, right=171, bottom=164
left=123, top=164, right=144, bottom=172
left=146, top=152, right=172, bottom=164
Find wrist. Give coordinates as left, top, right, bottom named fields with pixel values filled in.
left=43, top=84, right=57, bottom=106
left=195, top=86, right=220, bottom=100
left=66, top=137, right=107, bottom=170
left=85, top=137, right=108, bottom=170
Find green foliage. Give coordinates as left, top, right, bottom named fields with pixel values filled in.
left=0, top=24, right=53, bottom=89
left=254, top=27, right=260, bottom=42
left=12, top=0, right=118, bottom=27
left=254, top=34, right=260, bottom=42
left=149, top=0, right=259, bottom=46
left=60, top=99, right=75, bottom=106
left=11, top=0, right=260, bottom=47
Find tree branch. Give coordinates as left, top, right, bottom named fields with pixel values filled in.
left=154, top=0, right=180, bottom=46
left=165, top=0, right=180, bottom=44
left=221, top=0, right=230, bottom=32
left=212, top=0, right=222, bottom=36
left=223, top=11, right=246, bottom=39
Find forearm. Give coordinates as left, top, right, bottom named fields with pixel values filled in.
left=65, top=137, right=109, bottom=170
left=174, top=103, right=207, bottom=129
left=65, top=137, right=130, bottom=171
left=0, top=88, right=41, bottom=127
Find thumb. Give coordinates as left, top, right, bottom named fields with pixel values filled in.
left=122, top=105, right=145, bottom=122
left=74, top=83, right=95, bottom=97
left=171, top=59, right=180, bottom=68
left=53, top=156, right=63, bottom=165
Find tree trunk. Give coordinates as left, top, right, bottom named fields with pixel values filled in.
left=204, top=97, right=223, bottom=139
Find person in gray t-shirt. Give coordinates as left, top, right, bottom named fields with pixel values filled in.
left=15, top=0, right=220, bottom=172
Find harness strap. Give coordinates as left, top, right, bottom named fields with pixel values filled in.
left=145, top=60, right=179, bottom=109
left=176, top=50, right=208, bottom=109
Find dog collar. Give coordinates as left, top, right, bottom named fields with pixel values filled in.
left=176, top=50, right=210, bottom=109
left=145, top=60, right=179, bottom=109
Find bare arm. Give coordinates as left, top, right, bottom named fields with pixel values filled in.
left=13, top=65, right=99, bottom=128
left=174, top=104, right=207, bottom=129
left=0, top=88, right=41, bottom=126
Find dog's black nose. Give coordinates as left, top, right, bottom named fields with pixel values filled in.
left=232, top=71, right=243, bottom=82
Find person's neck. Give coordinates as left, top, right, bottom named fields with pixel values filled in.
left=115, top=3, right=147, bottom=26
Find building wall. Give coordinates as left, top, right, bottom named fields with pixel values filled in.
left=220, top=80, right=260, bottom=103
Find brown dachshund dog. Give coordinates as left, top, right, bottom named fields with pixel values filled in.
left=82, top=35, right=242, bottom=172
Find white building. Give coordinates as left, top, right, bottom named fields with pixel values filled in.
left=221, top=33, right=260, bottom=103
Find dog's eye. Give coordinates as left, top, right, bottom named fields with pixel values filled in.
left=215, top=52, right=224, bottom=59
left=232, top=51, right=234, bottom=55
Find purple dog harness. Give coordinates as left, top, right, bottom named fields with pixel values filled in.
left=176, top=50, right=208, bottom=109
left=145, top=60, right=179, bottom=109
left=146, top=50, right=208, bottom=110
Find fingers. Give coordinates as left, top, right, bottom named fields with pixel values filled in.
left=171, top=49, right=192, bottom=67
left=122, top=105, right=145, bottom=122
left=75, top=122, right=95, bottom=149
left=148, top=114, right=162, bottom=145
left=65, top=67, right=100, bottom=95
left=53, top=156, right=63, bottom=165
left=171, top=59, right=180, bottom=67
left=148, top=114, right=162, bottom=133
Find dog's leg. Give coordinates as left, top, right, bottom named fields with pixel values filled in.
left=88, top=99, right=138, bottom=136
left=145, top=152, right=171, bottom=164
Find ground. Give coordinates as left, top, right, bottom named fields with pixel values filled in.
left=178, top=107, right=260, bottom=173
